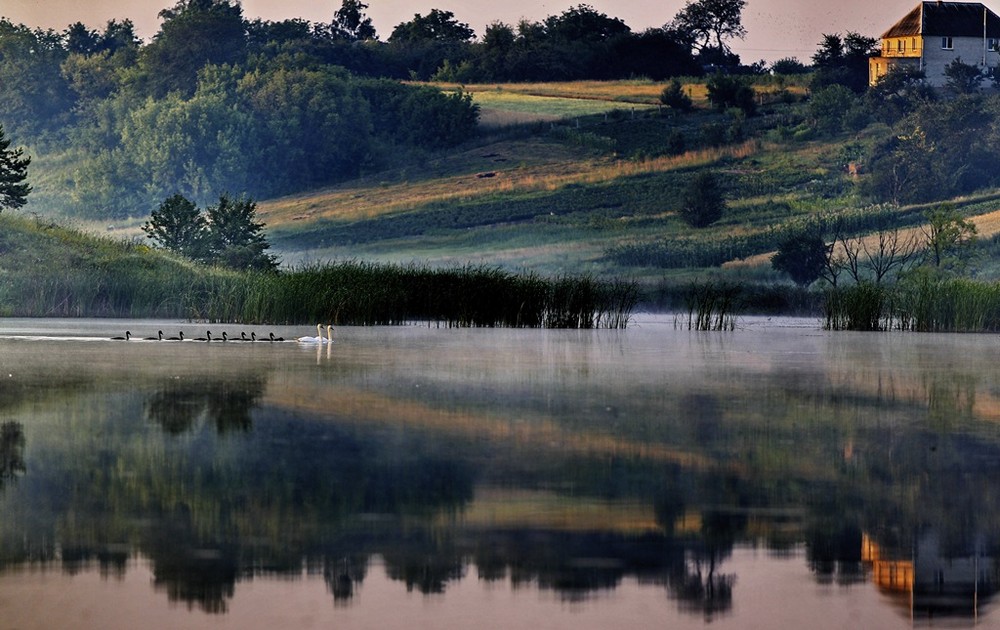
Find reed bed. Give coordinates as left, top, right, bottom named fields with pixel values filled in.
left=2, top=253, right=637, bottom=329
left=824, top=277, right=1000, bottom=332
left=679, top=282, right=741, bottom=331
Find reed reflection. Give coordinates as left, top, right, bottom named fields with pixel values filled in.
left=0, top=421, right=25, bottom=490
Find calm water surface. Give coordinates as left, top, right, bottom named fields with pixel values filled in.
left=0, top=316, right=999, bottom=629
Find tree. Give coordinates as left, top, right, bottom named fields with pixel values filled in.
left=138, top=0, right=247, bottom=97
left=838, top=222, right=919, bottom=284
left=543, top=5, right=630, bottom=44
left=388, top=10, right=474, bottom=43
left=808, top=85, right=858, bottom=135
left=142, top=194, right=207, bottom=259
left=771, top=229, right=828, bottom=286
left=671, top=0, right=746, bottom=59
left=705, top=73, right=755, bottom=114
left=203, top=194, right=278, bottom=271
left=771, top=57, right=809, bottom=75
left=922, top=204, right=977, bottom=269
left=679, top=172, right=725, bottom=228
left=0, top=124, right=31, bottom=211
left=943, top=57, right=984, bottom=94
left=0, top=20, right=74, bottom=138
left=332, top=0, right=376, bottom=41
left=660, top=79, right=693, bottom=111
left=865, top=65, right=933, bottom=124
left=810, top=31, right=878, bottom=93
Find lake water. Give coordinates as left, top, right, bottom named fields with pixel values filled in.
left=1, top=316, right=999, bottom=629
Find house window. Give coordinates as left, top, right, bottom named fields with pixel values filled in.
left=942, top=37, right=954, bottom=50
left=897, top=40, right=905, bottom=53
left=990, top=38, right=1000, bottom=52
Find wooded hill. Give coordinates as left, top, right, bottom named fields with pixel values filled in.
left=9, top=0, right=1000, bottom=312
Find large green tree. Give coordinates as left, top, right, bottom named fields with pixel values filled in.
left=138, top=0, right=247, bottom=97
left=332, top=0, right=376, bottom=41
left=142, top=194, right=207, bottom=259
left=671, top=0, right=746, bottom=58
left=811, top=32, right=879, bottom=93
left=0, top=124, right=31, bottom=210
left=203, top=194, right=278, bottom=271
left=0, top=20, right=74, bottom=138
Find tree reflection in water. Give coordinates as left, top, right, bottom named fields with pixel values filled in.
left=0, top=421, right=25, bottom=489
left=9, top=337, right=1000, bottom=625
left=145, top=377, right=265, bottom=435
left=324, top=554, right=368, bottom=605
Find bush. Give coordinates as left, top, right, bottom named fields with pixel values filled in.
left=679, top=172, right=725, bottom=228
left=706, top=73, right=756, bottom=115
left=660, top=79, right=693, bottom=112
left=770, top=229, right=828, bottom=286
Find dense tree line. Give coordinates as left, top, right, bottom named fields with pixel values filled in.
left=0, top=0, right=755, bottom=218
left=0, top=1, right=481, bottom=218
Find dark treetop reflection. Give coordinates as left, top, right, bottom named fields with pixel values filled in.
left=1, top=325, right=1000, bottom=626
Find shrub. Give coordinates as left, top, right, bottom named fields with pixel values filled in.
left=679, top=172, right=725, bottom=228
left=770, top=229, right=828, bottom=286
left=660, top=79, right=693, bottom=112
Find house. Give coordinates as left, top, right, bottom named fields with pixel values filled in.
left=869, top=1, right=1000, bottom=87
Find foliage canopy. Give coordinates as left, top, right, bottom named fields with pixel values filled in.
left=0, top=124, right=30, bottom=211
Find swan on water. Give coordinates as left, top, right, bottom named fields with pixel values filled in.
left=193, top=331, right=212, bottom=342
left=144, top=331, right=164, bottom=341
left=297, top=324, right=335, bottom=344
left=269, top=332, right=284, bottom=342
left=111, top=331, right=131, bottom=340
left=167, top=331, right=184, bottom=341
left=297, top=324, right=328, bottom=343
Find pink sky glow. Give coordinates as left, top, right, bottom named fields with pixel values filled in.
left=0, top=0, right=924, bottom=63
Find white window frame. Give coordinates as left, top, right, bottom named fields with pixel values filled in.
left=942, top=36, right=954, bottom=50
left=989, top=38, right=1000, bottom=52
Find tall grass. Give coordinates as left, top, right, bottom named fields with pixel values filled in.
left=680, top=282, right=740, bottom=331
left=3, top=257, right=637, bottom=329
left=824, top=276, right=1000, bottom=332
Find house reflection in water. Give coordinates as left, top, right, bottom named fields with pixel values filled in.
left=863, top=532, right=1000, bottom=621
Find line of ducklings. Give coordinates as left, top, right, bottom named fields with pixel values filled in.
left=112, top=324, right=333, bottom=343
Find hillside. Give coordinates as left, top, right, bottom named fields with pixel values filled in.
left=244, top=79, right=1000, bottom=313
left=250, top=81, right=852, bottom=279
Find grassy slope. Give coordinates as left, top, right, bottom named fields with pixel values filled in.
left=258, top=80, right=843, bottom=283
left=259, top=80, right=1000, bottom=302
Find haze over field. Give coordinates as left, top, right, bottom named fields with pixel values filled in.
left=3, top=0, right=910, bottom=63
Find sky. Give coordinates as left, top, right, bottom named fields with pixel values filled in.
left=0, top=0, right=915, bottom=63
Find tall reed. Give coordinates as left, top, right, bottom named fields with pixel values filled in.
left=4, top=254, right=637, bottom=329
left=681, top=282, right=740, bottom=331
left=824, top=277, right=1000, bottom=333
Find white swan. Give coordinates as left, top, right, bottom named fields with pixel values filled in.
left=297, top=324, right=323, bottom=343
left=297, top=324, right=331, bottom=344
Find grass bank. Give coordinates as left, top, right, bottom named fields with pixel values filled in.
left=0, top=214, right=636, bottom=328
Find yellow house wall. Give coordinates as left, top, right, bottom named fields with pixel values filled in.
left=881, top=35, right=923, bottom=58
